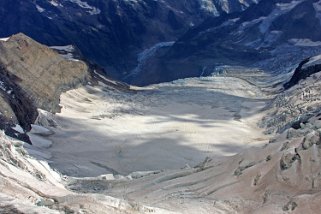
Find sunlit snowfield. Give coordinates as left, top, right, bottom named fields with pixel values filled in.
left=26, top=69, right=271, bottom=177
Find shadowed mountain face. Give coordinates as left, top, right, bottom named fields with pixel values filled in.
left=0, top=0, right=258, bottom=81
left=2, top=0, right=320, bottom=86
left=130, top=0, right=321, bottom=85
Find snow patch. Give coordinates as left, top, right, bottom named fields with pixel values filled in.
left=313, top=0, right=321, bottom=25
left=289, top=38, right=321, bottom=47
left=49, top=0, right=62, bottom=7
left=259, top=0, right=301, bottom=33
left=66, top=0, right=101, bottom=15
left=93, top=70, right=118, bottom=85
left=60, top=53, right=80, bottom=61
left=30, top=124, right=54, bottom=136
left=276, top=0, right=302, bottom=11
left=198, top=0, right=219, bottom=15
left=50, top=45, right=75, bottom=52
left=239, top=17, right=265, bottom=31
left=138, top=42, right=175, bottom=64
left=303, top=55, right=321, bottom=69
left=28, top=134, right=53, bottom=148
left=314, top=0, right=321, bottom=11
left=126, top=41, right=175, bottom=78
left=36, top=4, right=45, bottom=13
left=0, top=80, right=6, bottom=91
left=13, top=125, right=24, bottom=133
left=49, top=45, right=79, bottom=61
left=221, top=18, right=240, bottom=27
left=0, top=37, right=10, bottom=42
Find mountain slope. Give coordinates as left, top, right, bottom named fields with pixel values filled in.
left=0, top=0, right=259, bottom=80
left=131, top=0, right=321, bottom=85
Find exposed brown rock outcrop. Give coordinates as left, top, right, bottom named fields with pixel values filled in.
left=0, top=33, right=90, bottom=113
left=0, top=33, right=90, bottom=136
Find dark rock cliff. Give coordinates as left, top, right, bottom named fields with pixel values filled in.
left=284, top=56, right=321, bottom=89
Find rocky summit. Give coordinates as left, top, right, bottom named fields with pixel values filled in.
left=0, top=34, right=91, bottom=142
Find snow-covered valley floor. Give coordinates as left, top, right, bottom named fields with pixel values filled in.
left=31, top=69, right=272, bottom=177
left=7, top=67, right=321, bottom=213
